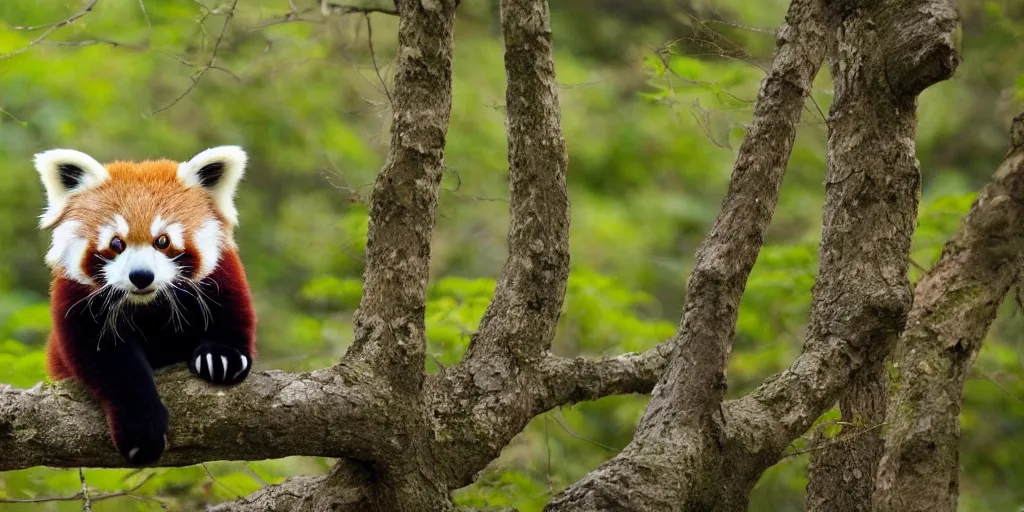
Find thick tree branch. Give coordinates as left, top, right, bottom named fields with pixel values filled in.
left=261, top=0, right=461, bottom=508
left=546, top=0, right=827, bottom=508
left=426, top=0, right=572, bottom=487
left=204, top=344, right=668, bottom=511
left=207, top=475, right=329, bottom=512
left=536, top=345, right=671, bottom=409
left=872, top=112, right=1024, bottom=512
left=797, top=1, right=959, bottom=508
left=472, top=0, right=571, bottom=359
left=345, top=0, right=457, bottom=395
left=0, top=366, right=395, bottom=471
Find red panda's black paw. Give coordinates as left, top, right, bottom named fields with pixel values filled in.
left=190, top=343, right=252, bottom=385
left=110, top=404, right=169, bottom=466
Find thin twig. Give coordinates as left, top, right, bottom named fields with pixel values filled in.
left=909, top=258, right=928, bottom=273
left=544, top=414, right=553, bottom=496
left=702, top=19, right=777, bottom=34
left=550, top=411, right=619, bottom=452
left=0, top=0, right=99, bottom=60
left=0, top=106, right=27, bottom=125
left=40, top=39, right=149, bottom=50
left=972, top=370, right=1023, bottom=402
left=321, top=2, right=398, bottom=16
left=79, top=469, right=92, bottom=512
left=152, top=0, right=238, bottom=113
left=365, top=14, right=393, bottom=105
left=782, top=422, right=887, bottom=460
left=243, top=464, right=271, bottom=486
left=138, top=0, right=152, bottom=30
left=246, top=5, right=322, bottom=30
left=202, top=462, right=243, bottom=498
left=0, top=473, right=154, bottom=505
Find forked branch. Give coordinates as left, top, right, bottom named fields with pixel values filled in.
left=0, top=0, right=98, bottom=60
left=548, top=0, right=827, bottom=507
left=427, top=0, right=573, bottom=486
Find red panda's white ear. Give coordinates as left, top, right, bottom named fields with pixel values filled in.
left=178, top=145, right=247, bottom=226
left=34, top=149, right=110, bottom=229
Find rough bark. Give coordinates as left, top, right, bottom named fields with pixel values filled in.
left=0, top=365, right=395, bottom=471
left=208, top=476, right=329, bottom=512
left=344, top=0, right=457, bottom=397
left=536, top=345, right=671, bottom=408
left=872, top=112, right=1024, bottom=512
left=425, top=0, right=573, bottom=487
left=0, top=2, right=664, bottom=496
left=803, top=1, right=960, bottom=509
left=248, top=0, right=461, bottom=508
left=545, top=0, right=827, bottom=509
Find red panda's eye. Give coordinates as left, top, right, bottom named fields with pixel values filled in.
left=110, top=237, right=126, bottom=254
left=154, top=234, right=170, bottom=250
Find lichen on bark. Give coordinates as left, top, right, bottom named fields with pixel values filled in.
left=873, top=113, right=1024, bottom=512
left=802, top=0, right=960, bottom=508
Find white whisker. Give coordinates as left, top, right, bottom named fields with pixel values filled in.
left=175, top=277, right=213, bottom=330
left=66, top=283, right=110, bottom=318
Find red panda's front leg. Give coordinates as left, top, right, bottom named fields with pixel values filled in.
left=51, top=291, right=169, bottom=465
left=186, top=250, right=257, bottom=386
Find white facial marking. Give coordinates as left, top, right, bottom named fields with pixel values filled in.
left=150, top=215, right=185, bottom=249
left=45, top=221, right=93, bottom=285
left=165, top=223, right=185, bottom=249
left=194, top=218, right=223, bottom=278
left=96, top=226, right=115, bottom=251
left=102, top=246, right=179, bottom=302
left=150, top=215, right=165, bottom=238
left=114, top=214, right=129, bottom=237
left=96, top=215, right=129, bottom=251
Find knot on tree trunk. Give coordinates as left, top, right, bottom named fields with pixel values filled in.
left=881, top=0, right=960, bottom=98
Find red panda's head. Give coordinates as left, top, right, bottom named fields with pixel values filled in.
left=34, top=146, right=247, bottom=304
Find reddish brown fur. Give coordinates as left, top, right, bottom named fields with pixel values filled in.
left=55, top=160, right=229, bottom=241
left=45, top=329, right=71, bottom=380
left=47, top=160, right=235, bottom=283
left=39, top=154, right=256, bottom=465
left=45, top=249, right=257, bottom=383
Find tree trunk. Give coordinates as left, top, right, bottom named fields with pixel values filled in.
left=804, top=0, right=959, bottom=509
left=873, top=112, right=1024, bottom=512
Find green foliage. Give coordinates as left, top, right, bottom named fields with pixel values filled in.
left=0, top=0, right=1022, bottom=509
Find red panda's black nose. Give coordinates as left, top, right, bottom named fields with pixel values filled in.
left=129, top=270, right=155, bottom=290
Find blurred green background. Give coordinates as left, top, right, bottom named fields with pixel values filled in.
left=0, top=0, right=1022, bottom=510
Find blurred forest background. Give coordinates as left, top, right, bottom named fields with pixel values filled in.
left=0, top=0, right=1022, bottom=510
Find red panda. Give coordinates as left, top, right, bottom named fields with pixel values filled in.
left=34, top=146, right=257, bottom=465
